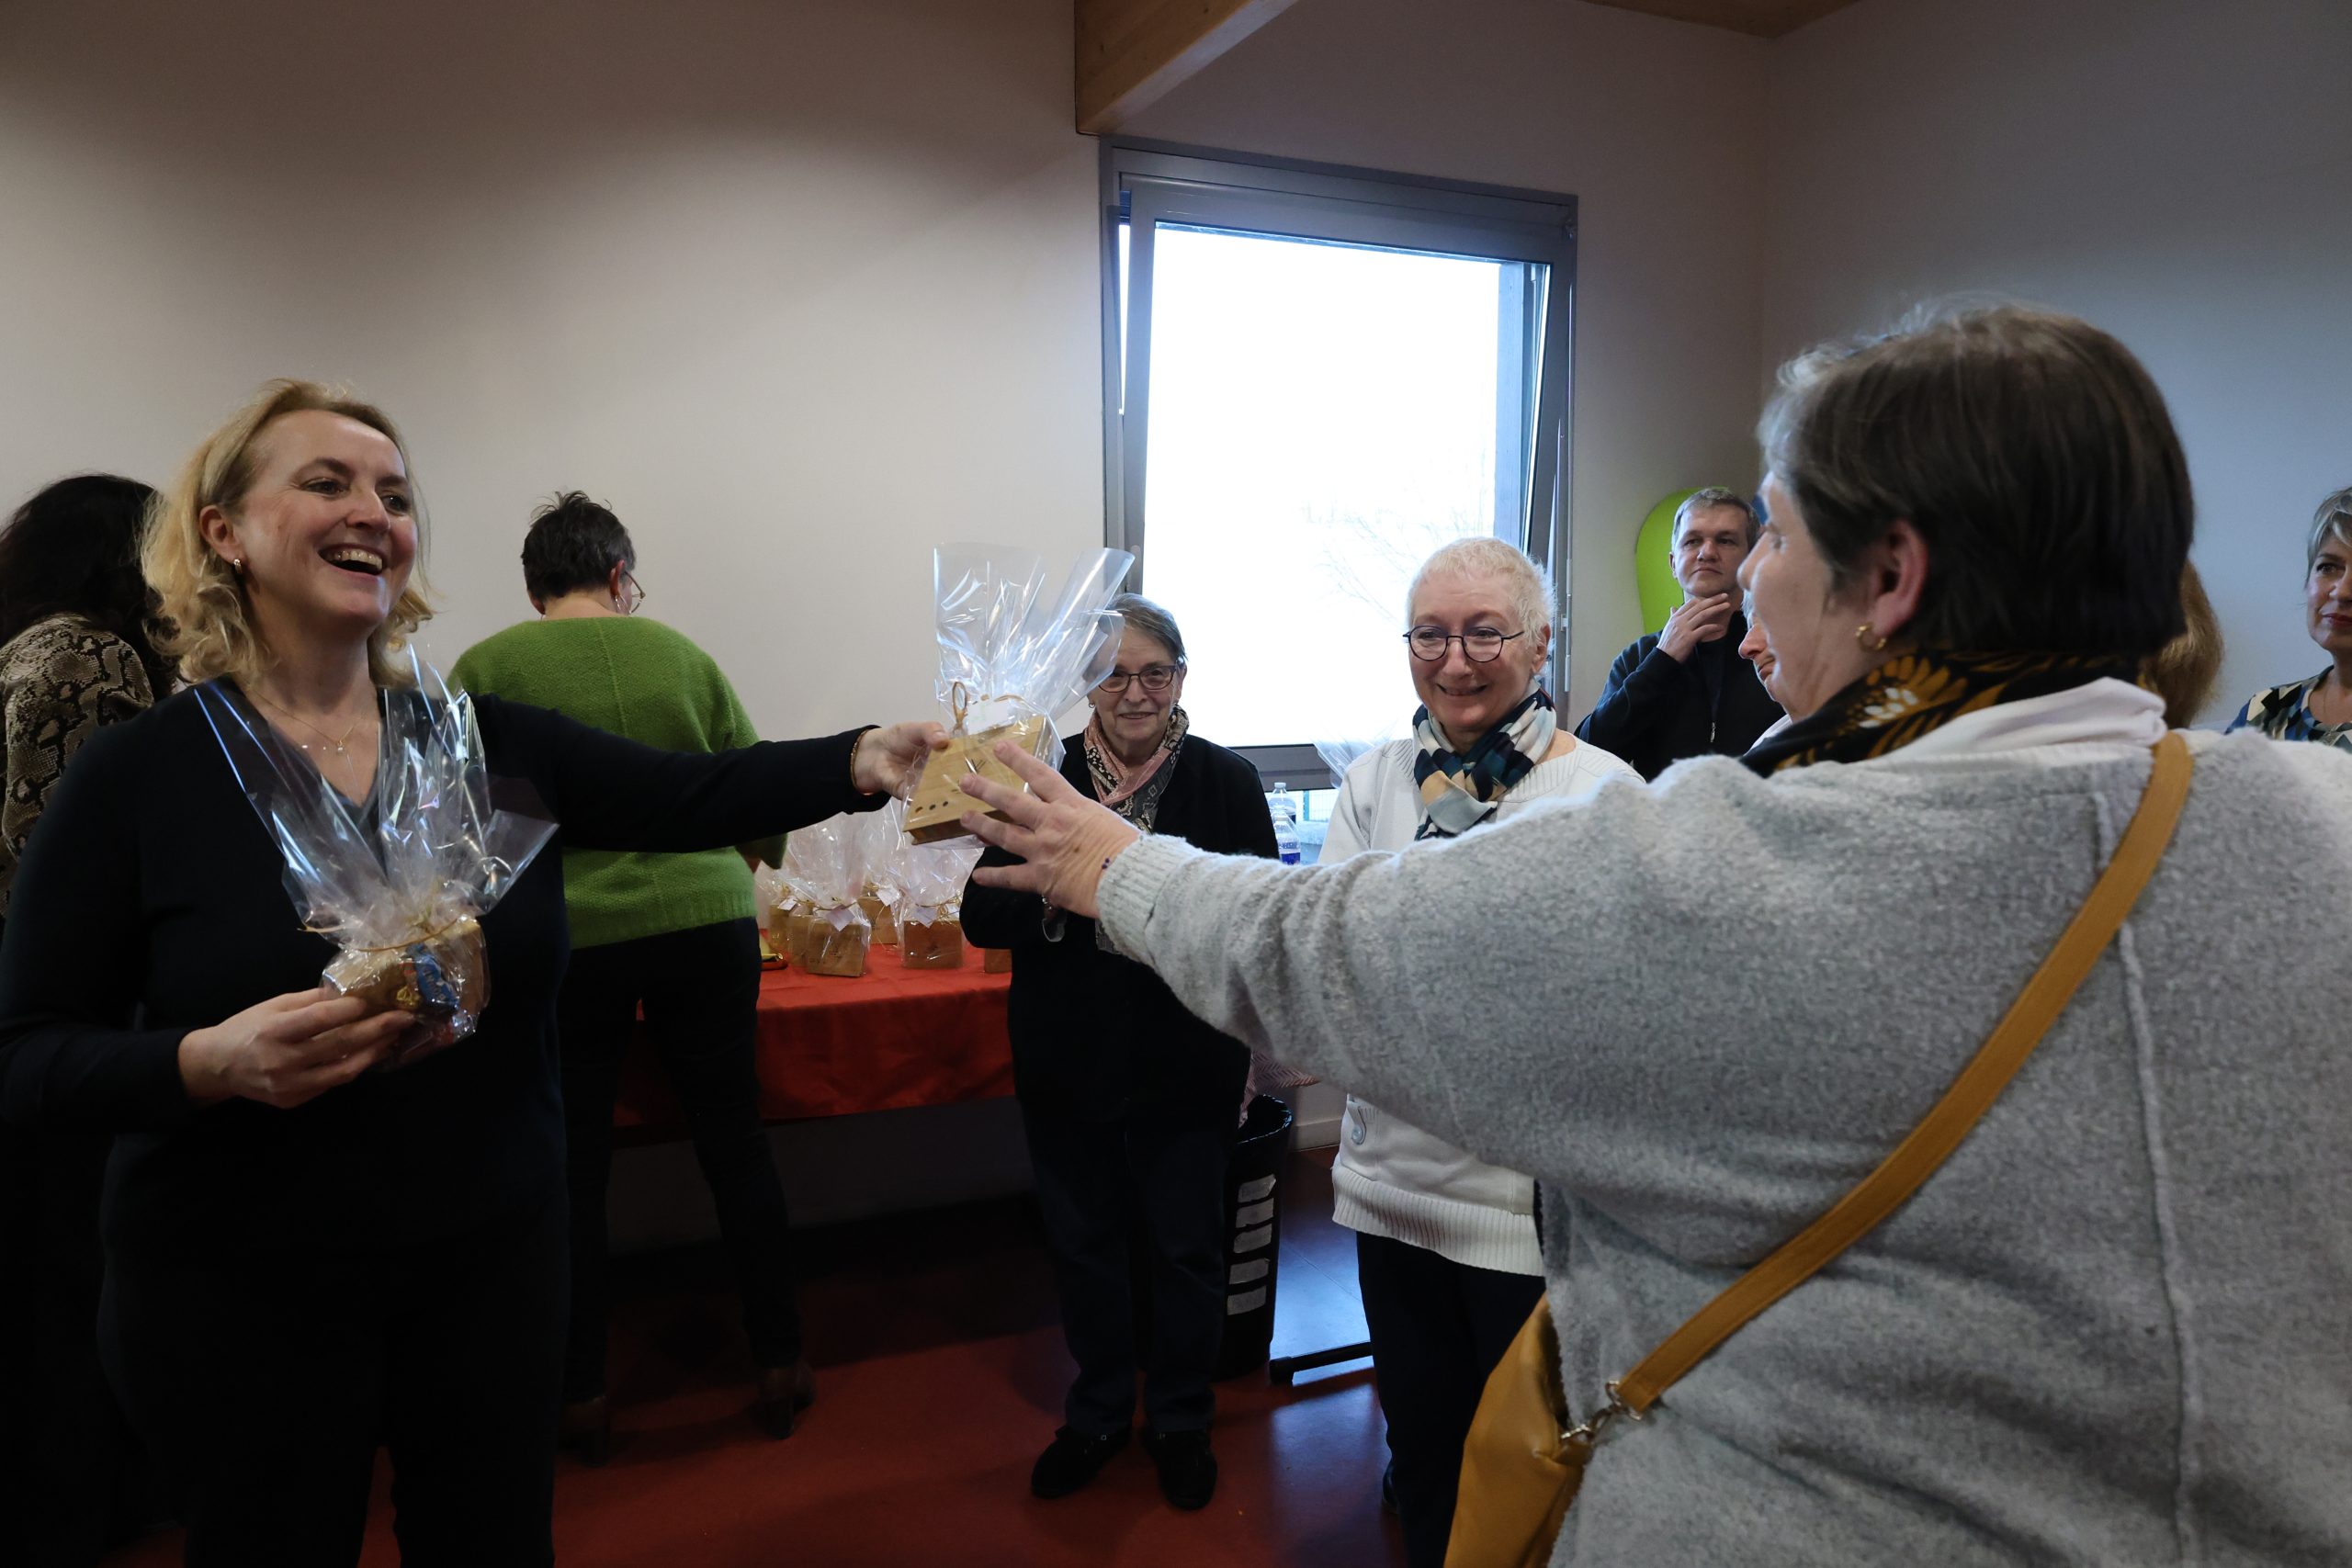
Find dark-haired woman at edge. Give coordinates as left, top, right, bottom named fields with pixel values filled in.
left=0, top=474, right=173, bottom=1566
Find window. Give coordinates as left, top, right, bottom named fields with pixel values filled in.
left=1102, top=143, right=1576, bottom=787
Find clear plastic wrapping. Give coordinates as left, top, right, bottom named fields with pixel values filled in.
left=195, top=658, right=556, bottom=1068
left=902, top=545, right=1133, bottom=843
left=783, top=815, right=871, bottom=976
left=853, top=800, right=908, bottom=945
left=894, top=837, right=983, bottom=970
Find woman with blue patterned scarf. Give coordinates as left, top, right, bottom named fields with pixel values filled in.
left=1316, top=537, right=1637, bottom=1568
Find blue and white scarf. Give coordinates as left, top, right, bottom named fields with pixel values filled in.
left=1411, top=687, right=1555, bottom=840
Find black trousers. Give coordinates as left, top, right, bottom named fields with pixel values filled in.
left=97, top=1190, right=565, bottom=1567
left=1355, top=1232, right=1547, bottom=1568
left=1023, top=1101, right=1231, bottom=1437
left=0, top=1123, right=155, bottom=1568
left=558, top=918, right=799, bottom=1401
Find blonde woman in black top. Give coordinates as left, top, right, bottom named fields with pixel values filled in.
left=0, top=383, right=943, bottom=1564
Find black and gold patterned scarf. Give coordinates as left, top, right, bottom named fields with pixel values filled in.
left=1742, top=650, right=2142, bottom=776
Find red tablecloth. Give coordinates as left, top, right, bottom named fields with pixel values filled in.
left=613, top=945, right=1012, bottom=1137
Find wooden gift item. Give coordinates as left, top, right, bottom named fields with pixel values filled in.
left=860, top=892, right=899, bottom=946
left=765, top=901, right=799, bottom=969
left=899, top=911, right=964, bottom=970
left=903, top=712, right=1052, bottom=845
left=801, top=907, right=870, bottom=977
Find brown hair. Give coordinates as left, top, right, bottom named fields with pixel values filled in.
left=1671, top=487, right=1758, bottom=547
left=1759, top=304, right=2192, bottom=660
left=2143, top=562, right=2222, bottom=728
left=144, top=380, right=433, bottom=688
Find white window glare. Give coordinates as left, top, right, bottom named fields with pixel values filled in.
left=1138, top=228, right=1536, bottom=750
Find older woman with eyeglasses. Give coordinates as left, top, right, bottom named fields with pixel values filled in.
left=1320, top=537, right=1636, bottom=1568
left=961, top=592, right=1275, bottom=1515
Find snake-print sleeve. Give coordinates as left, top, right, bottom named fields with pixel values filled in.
left=1, top=618, right=158, bottom=916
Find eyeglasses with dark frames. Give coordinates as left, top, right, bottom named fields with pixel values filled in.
left=1098, top=663, right=1182, bottom=694
left=1404, top=626, right=1523, bottom=663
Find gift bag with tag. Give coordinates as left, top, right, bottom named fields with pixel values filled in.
left=786, top=817, right=870, bottom=977
left=854, top=801, right=908, bottom=945
left=896, top=836, right=982, bottom=970
left=902, top=545, right=1132, bottom=844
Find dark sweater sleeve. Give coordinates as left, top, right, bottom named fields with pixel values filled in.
left=958, top=841, right=1045, bottom=949
left=1573, top=637, right=1682, bottom=755
left=0, top=723, right=196, bottom=1131
left=476, top=695, right=882, bottom=853
left=961, top=742, right=1084, bottom=949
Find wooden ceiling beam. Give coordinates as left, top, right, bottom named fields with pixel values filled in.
left=1076, top=0, right=1296, bottom=135
left=1578, top=0, right=1862, bottom=39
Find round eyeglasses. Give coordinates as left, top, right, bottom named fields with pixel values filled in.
left=1404, top=627, right=1523, bottom=662
left=1099, top=664, right=1181, bottom=694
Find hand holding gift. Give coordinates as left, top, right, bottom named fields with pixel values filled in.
left=196, top=659, right=556, bottom=1069
left=903, top=545, right=1133, bottom=844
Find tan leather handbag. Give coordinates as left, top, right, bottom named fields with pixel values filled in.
left=1445, top=734, right=2191, bottom=1568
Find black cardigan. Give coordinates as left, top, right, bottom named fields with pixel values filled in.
left=961, top=734, right=1276, bottom=1123
left=1572, top=615, right=1784, bottom=782
left=0, top=686, right=880, bottom=1260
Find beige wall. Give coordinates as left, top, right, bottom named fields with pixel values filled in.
left=0, top=0, right=1105, bottom=741
left=1761, top=0, right=2352, bottom=721
left=0, top=0, right=1770, bottom=732
left=1125, top=0, right=1771, bottom=712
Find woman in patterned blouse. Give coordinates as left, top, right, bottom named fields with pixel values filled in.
left=2228, top=485, right=2352, bottom=750
left=0, top=471, right=172, bottom=1566
left=1, top=475, right=175, bottom=925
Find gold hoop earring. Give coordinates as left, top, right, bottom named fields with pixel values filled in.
left=1855, top=623, right=1889, bottom=654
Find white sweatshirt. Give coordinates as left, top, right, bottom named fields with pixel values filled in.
left=1320, top=734, right=1639, bottom=1274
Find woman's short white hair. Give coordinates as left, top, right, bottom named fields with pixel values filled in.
left=1404, top=536, right=1552, bottom=635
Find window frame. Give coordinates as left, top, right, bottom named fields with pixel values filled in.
left=1100, top=140, right=1578, bottom=788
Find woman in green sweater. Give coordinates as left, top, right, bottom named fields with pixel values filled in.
left=452, top=491, right=806, bottom=1465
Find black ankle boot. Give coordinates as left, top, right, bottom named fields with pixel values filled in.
left=1030, top=1426, right=1129, bottom=1499
left=1142, top=1427, right=1217, bottom=1510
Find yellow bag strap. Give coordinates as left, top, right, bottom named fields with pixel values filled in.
left=1604, top=732, right=2191, bottom=1422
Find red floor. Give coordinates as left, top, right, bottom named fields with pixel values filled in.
left=107, top=1146, right=1403, bottom=1567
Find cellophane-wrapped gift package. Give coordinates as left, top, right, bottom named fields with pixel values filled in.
left=785, top=816, right=871, bottom=976
left=893, top=836, right=983, bottom=970
left=902, top=544, right=1132, bottom=844
left=752, top=864, right=790, bottom=965
left=195, top=657, right=556, bottom=1068
left=854, top=802, right=907, bottom=945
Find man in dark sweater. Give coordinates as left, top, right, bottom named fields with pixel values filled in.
left=1575, top=488, right=1783, bottom=780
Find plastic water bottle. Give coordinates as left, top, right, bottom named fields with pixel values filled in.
left=1268, top=784, right=1301, bottom=865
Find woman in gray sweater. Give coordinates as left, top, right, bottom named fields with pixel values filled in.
left=956, top=306, right=2351, bottom=1566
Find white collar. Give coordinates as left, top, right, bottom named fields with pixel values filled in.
left=1873, top=677, right=2168, bottom=762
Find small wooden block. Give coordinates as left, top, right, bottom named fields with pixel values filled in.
left=903, top=715, right=1052, bottom=844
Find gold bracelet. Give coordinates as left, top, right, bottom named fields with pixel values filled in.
left=849, top=725, right=880, bottom=795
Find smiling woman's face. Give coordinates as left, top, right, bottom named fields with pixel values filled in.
left=202, top=408, right=416, bottom=647
left=1738, top=476, right=1883, bottom=720
left=1407, top=570, right=1550, bottom=746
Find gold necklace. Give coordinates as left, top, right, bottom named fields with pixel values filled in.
left=252, top=689, right=371, bottom=757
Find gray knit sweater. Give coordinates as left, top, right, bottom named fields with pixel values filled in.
left=1098, top=725, right=2352, bottom=1566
